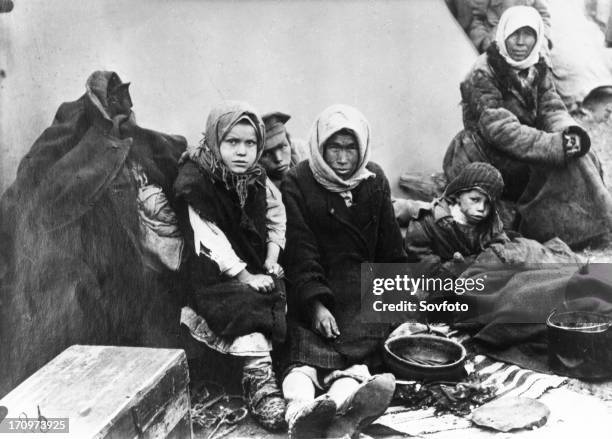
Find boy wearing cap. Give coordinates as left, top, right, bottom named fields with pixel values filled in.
left=405, top=162, right=509, bottom=268
left=261, top=111, right=306, bottom=188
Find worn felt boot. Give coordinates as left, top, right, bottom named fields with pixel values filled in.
left=286, top=395, right=337, bottom=439
left=242, top=365, right=287, bottom=431
left=326, top=373, right=396, bottom=439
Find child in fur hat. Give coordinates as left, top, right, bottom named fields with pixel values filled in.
left=405, top=162, right=509, bottom=271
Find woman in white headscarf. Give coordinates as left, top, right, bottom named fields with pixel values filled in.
left=444, top=5, right=612, bottom=248
left=279, top=104, right=407, bottom=439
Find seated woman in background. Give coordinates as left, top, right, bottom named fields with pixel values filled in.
left=174, top=101, right=287, bottom=431
left=452, top=0, right=612, bottom=110
left=443, top=5, right=612, bottom=248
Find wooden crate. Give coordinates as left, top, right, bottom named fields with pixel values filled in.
left=0, top=345, right=192, bottom=438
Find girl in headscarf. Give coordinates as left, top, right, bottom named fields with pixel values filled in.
left=174, top=101, right=287, bottom=431
left=280, top=105, right=407, bottom=439
left=444, top=6, right=612, bottom=248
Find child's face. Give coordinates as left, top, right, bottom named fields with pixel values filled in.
left=260, top=135, right=292, bottom=178
left=219, top=121, right=258, bottom=174
left=456, top=189, right=491, bottom=224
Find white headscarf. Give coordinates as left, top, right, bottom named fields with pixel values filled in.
left=495, top=6, right=544, bottom=70
left=308, top=104, right=375, bottom=204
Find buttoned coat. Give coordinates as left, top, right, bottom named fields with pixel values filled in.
left=281, top=161, right=406, bottom=369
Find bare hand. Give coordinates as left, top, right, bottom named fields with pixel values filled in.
left=263, top=259, right=285, bottom=279
left=237, top=270, right=275, bottom=294
left=311, top=300, right=340, bottom=339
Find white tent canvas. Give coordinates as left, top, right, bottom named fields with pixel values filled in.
left=0, top=0, right=476, bottom=194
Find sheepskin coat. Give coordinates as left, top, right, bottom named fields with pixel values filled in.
left=444, top=43, right=589, bottom=201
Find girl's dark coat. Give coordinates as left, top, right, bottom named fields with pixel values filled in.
left=174, top=161, right=286, bottom=343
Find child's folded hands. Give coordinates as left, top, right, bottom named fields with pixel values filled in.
left=237, top=269, right=275, bottom=294
left=264, top=260, right=285, bottom=279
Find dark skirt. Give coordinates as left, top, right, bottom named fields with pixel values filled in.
left=285, top=266, right=390, bottom=370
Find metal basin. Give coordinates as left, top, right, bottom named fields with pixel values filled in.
left=383, top=334, right=467, bottom=382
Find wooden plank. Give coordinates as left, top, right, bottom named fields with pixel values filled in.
left=141, top=389, right=191, bottom=439
left=166, top=414, right=193, bottom=439
left=99, top=363, right=190, bottom=438
left=0, top=345, right=190, bottom=438
left=121, top=363, right=189, bottom=435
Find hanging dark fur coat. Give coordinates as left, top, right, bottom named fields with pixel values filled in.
left=0, top=71, right=186, bottom=396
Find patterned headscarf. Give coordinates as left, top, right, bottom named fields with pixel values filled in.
left=308, top=104, right=374, bottom=203
left=495, top=6, right=544, bottom=70
left=197, top=101, right=265, bottom=208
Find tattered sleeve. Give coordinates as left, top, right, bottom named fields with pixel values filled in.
left=187, top=205, right=246, bottom=278
left=281, top=173, right=334, bottom=310
left=265, top=178, right=287, bottom=249
left=470, top=69, right=566, bottom=166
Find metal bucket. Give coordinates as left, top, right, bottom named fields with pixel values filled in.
left=546, top=310, right=612, bottom=379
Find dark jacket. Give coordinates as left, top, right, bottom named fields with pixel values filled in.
left=281, top=161, right=407, bottom=369
left=404, top=198, right=507, bottom=276
left=174, top=161, right=286, bottom=343
left=443, top=44, right=589, bottom=201
left=175, top=161, right=269, bottom=285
